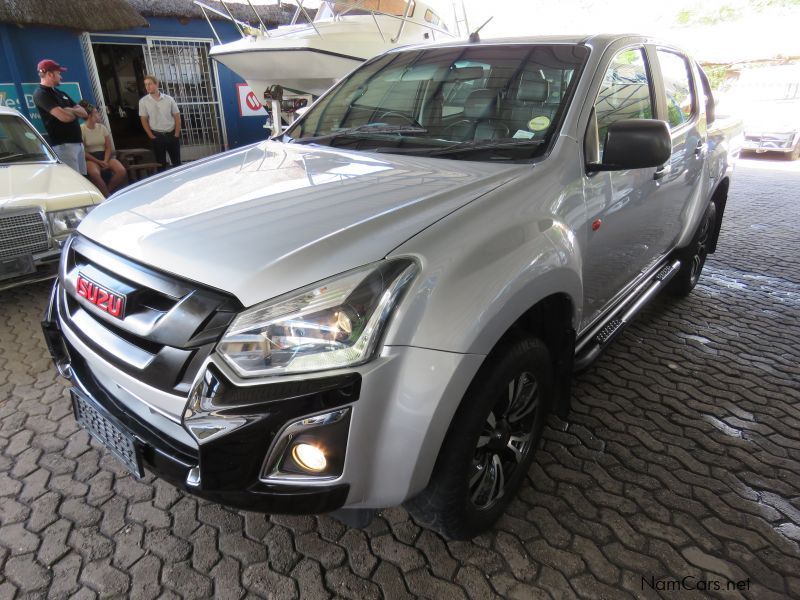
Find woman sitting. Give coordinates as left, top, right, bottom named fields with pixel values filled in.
left=80, top=104, right=127, bottom=197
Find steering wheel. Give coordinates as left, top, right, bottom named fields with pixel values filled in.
left=375, top=112, right=424, bottom=128
left=442, top=119, right=475, bottom=140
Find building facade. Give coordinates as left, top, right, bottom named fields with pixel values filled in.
left=0, top=5, right=286, bottom=159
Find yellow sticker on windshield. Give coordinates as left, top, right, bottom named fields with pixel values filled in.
left=528, top=116, right=551, bottom=132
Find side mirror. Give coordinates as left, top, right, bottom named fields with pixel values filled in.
left=588, top=119, right=671, bottom=172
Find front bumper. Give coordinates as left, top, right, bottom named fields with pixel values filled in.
left=742, top=132, right=799, bottom=153
left=42, top=284, right=352, bottom=514
left=44, top=277, right=484, bottom=512
left=0, top=247, right=61, bottom=291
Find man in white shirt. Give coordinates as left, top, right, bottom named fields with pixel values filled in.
left=139, top=74, right=181, bottom=171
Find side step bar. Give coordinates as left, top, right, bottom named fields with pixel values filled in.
left=573, top=259, right=681, bottom=371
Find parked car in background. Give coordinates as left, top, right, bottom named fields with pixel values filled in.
left=43, top=35, right=736, bottom=539
left=0, top=106, right=103, bottom=291
left=726, top=65, right=800, bottom=160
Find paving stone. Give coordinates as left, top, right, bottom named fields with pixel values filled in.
left=290, top=558, right=330, bottom=600
left=162, top=560, right=213, bottom=599
left=111, top=523, right=145, bottom=570
left=68, top=526, right=113, bottom=561
left=455, top=565, right=498, bottom=600
left=129, top=554, right=162, bottom=600
left=339, top=529, right=378, bottom=578
left=35, top=519, right=71, bottom=567
left=371, top=561, right=414, bottom=600
left=242, top=562, right=298, bottom=599
left=80, top=558, right=130, bottom=596
left=406, top=569, right=468, bottom=600
left=416, top=529, right=459, bottom=579
left=210, top=556, right=246, bottom=600
left=264, top=525, right=300, bottom=575
left=190, top=524, right=221, bottom=572
left=47, top=554, right=82, bottom=599
left=371, top=534, right=426, bottom=573
left=4, top=553, right=51, bottom=592
left=325, top=565, right=381, bottom=600
left=0, top=523, right=40, bottom=556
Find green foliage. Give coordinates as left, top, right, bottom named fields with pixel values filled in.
left=703, top=65, right=731, bottom=90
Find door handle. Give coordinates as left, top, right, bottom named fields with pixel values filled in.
left=695, top=139, right=708, bottom=157
left=653, top=164, right=671, bottom=180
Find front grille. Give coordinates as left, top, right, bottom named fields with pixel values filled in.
left=58, top=235, right=243, bottom=395
left=0, top=209, right=49, bottom=259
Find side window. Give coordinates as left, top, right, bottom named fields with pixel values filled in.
left=657, top=50, right=695, bottom=129
left=595, top=48, right=654, bottom=157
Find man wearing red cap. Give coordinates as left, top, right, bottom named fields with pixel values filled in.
left=32, top=59, right=89, bottom=175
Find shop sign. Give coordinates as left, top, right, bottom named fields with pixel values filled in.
left=237, top=84, right=266, bottom=117
left=0, top=82, right=83, bottom=134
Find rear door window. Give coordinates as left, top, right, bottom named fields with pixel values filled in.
left=657, top=49, right=696, bottom=129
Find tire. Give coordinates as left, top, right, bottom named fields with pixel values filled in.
left=406, top=337, right=553, bottom=540
left=667, top=201, right=717, bottom=297
left=786, top=142, right=800, bottom=161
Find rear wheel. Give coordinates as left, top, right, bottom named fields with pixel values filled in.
left=407, top=337, right=553, bottom=539
left=667, top=201, right=717, bottom=297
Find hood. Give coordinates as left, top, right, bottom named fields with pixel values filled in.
left=80, top=141, right=522, bottom=306
left=742, top=101, right=800, bottom=134
left=0, top=163, right=103, bottom=211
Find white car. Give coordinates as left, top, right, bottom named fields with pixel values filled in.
left=0, top=106, right=103, bottom=290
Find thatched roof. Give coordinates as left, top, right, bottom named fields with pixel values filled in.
left=0, top=0, right=148, bottom=31
left=127, top=0, right=301, bottom=28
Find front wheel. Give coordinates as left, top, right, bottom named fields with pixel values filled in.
left=407, top=337, right=553, bottom=539
left=667, top=201, right=717, bottom=297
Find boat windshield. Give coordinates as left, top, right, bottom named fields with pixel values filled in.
left=315, top=0, right=416, bottom=21
left=286, top=44, right=589, bottom=162
left=0, top=115, right=54, bottom=164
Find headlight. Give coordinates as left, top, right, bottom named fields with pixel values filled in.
left=48, top=206, right=94, bottom=238
left=217, top=259, right=417, bottom=377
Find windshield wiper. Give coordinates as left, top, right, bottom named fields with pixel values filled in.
left=0, top=152, right=49, bottom=163
left=292, top=124, right=428, bottom=145
left=373, top=138, right=544, bottom=158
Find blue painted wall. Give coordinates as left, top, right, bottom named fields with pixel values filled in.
left=0, top=17, right=269, bottom=149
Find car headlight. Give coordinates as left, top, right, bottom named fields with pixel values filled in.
left=48, top=206, right=94, bottom=239
left=217, top=259, right=417, bottom=377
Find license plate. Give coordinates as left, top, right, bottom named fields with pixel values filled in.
left=72, top=390, right=144, bottom=478
left=0, top=254, right=35, bottom=281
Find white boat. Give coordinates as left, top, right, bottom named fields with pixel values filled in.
left=203, top=0, right=462, bottom=101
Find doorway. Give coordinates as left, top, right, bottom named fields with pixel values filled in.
left=92, top=43, right=150, bottom=150
left=88, top=38, right=226, bottom=161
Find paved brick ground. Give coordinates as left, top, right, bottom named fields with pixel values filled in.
left=1, top=158, right=798, bottom=599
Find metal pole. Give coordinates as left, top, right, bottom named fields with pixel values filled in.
left=199, top=5, right=222, bottom=44
left=391, top=0, right=413, bottom=43
left=219, top=0, right=246, bottom=37
left=245, top=0, right=270, bottom=37
left=297, top=0, right=323, bottom=38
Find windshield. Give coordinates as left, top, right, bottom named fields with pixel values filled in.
left=315, top=0, right=416, bottom=21
left=286, top=44, right=589, bottom=162
left=0, top=115, right=54, bottom=164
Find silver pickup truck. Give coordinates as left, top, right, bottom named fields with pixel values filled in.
left=43, top=34, right=736, bottom=539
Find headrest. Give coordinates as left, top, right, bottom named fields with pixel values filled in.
left=517, top=75, right=550, bottom=103
left=464, top=89, right=498, bottom=119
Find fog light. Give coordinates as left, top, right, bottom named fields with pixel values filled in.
left=291, top=443, right=327, bottom=472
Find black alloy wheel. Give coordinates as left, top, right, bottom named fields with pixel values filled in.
left=407, top=336, right=553, bottom=540
left=668, top=201, right=717, bottom=297
left=470, top=371, right=539, bottom=510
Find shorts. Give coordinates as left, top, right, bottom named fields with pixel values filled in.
left=52, top=143, right=87, bottom=175
left=90, top=151, right=114, bottom=184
